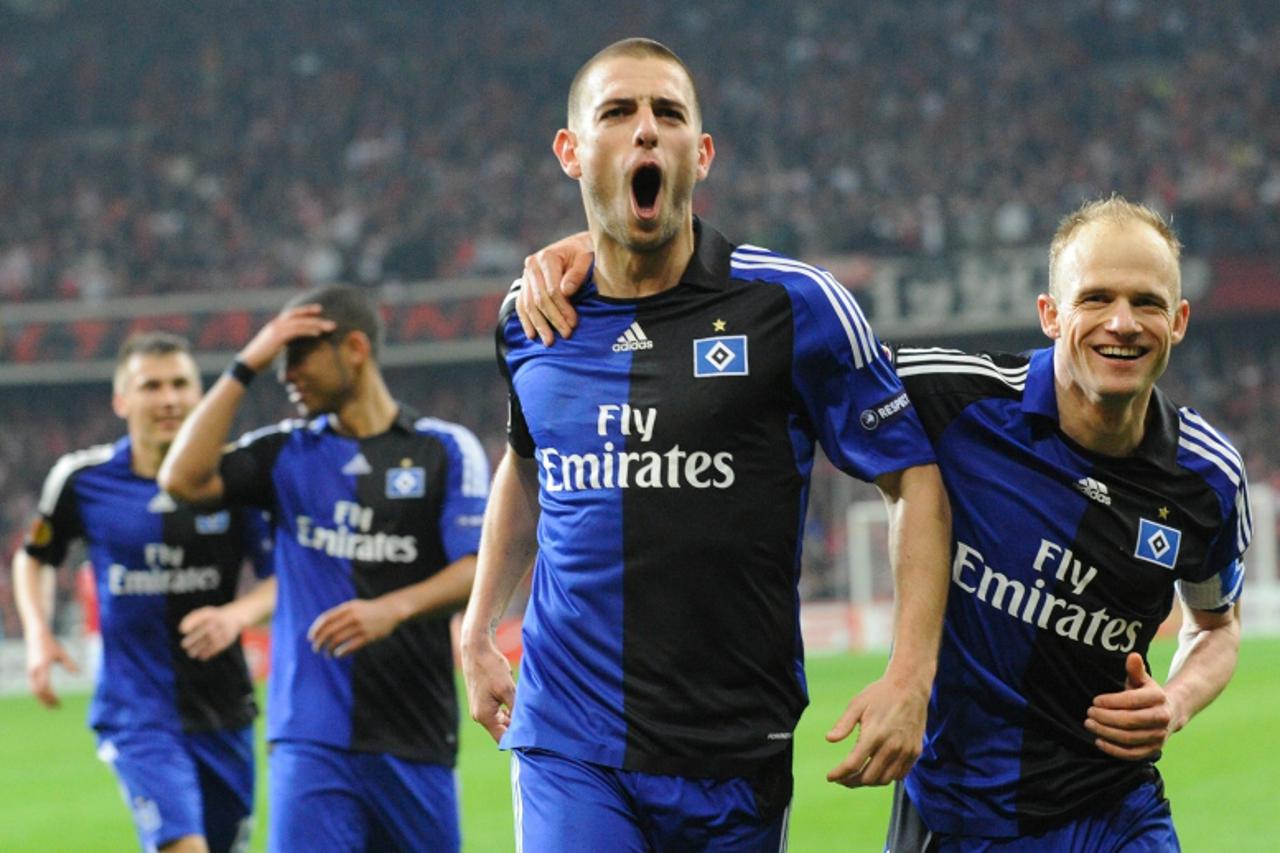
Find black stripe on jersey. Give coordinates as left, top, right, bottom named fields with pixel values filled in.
left=618, top=275, right=805, bottom=777
left=347, top=426, right=460, bottom=765
left=163, top=506, right=259, bottom=732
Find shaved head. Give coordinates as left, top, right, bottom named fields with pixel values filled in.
left=567, top=38, right=700, bottom=131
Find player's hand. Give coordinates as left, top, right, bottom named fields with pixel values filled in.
left=307, top=598, right=399, bottom=658
left=1086, top=652, right=1175, bottom=761
left=516, top=231, right=592, bottom=345
left=460, top=632, right=517, bottom=743
left=825, top=673, right=928, bottom=788
left=238, top=304, right=336, bottom=373
left=179, top=605, right=245, bottom=661
left=25, top=629, right=79, bottom=709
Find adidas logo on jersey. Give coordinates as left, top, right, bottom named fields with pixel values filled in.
left=1074, top=477, right=1112, bottom=506
left=147, top=492, right=177, bottom=513
left=612, top=322, right=654, bottom=352
left=342, top=452, right=372, bottom=476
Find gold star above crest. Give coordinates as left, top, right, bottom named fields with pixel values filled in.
left=401, top=458, right=414, bottom=468
left=712, top=318, right=727, bottom=332
left=1158, top=506, right=1170, bottom=520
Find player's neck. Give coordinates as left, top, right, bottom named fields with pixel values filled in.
left=331, top=370, right=398, bottom=438
left=1055, top=384, right=1152, bottom=457
left=591, top=220, right=694, bottom=299
left=130, top=440, right=165, bottom=480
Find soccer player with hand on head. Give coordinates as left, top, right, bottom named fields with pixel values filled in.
left=160, top=285, right=489, bottom=853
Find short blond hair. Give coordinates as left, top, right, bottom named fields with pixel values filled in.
left=1048, top=195, right=1182, bottom=300
left=113, top=331, right=192, bottom=394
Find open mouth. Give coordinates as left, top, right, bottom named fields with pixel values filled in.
left=631, top=165, right=662, bottom=219
left=1094, top=345, right=1147, bottom=361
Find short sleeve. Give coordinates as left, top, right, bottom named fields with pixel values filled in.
left=419, top=420, right=491, bottom=563
left=220, top=423, right=293, bottom=509
left=24, top=454, right=89, bottom=567
left=777, top=261, right=935, bottom=481
left=1180, top=469, right=1251, bottom=612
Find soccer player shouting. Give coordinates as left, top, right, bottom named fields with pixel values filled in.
left=14, top=333, right=275, bottom=853
left=461, top=38, right=950, bottom=851
left=161, top=286, right=489, bottom=852
left=519, top=195, right=1252, bottom=849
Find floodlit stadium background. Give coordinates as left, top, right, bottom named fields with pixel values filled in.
left=1, top=1, right=1278, bottom=849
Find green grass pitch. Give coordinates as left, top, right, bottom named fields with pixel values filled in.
left=3, top=635, right=1277, bottom=850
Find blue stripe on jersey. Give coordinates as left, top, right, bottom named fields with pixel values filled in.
left=501, top=300, right=634, bottom=766
left=266, top=430, right=361, bottom=749
left=76, top=449, right=179, bottom=731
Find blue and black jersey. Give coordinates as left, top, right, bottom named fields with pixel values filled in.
left=894, top=346, right=1251, bottom=837
left=218, top=407, right=489, bottom=765
left=24, top=437, right=272, bottom=734
left=497, top=219, right=936, bottom=778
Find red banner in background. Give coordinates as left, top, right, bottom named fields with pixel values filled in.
left=1206, top=257, right=1280, bottom=313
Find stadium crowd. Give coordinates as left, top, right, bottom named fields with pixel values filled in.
left=1, top=0, right=1279, bottom=303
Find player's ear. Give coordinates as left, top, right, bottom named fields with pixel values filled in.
left=1170, top=299, right=1190, bottom=346
left=343, top=330, right=373, bottom=365
left=1037, top=293, right=1060, bottom=340
left=554, top=129, right=581, bottom=179
left=695, top=133, right=715, bottom=181
left=111, top=390, right=129, bottom=419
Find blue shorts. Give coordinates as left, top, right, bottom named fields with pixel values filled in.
left=886, top=779, right=1180, bottom=852
left=95, top=725, right=254, bottom=853
left=267, top=740, right=459, bottom=853
left=512, top=748, right=792, bottom=852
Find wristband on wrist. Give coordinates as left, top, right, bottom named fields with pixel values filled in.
left=226, top=358, right=257, bottom=387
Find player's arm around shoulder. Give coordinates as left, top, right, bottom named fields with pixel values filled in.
left=460, top=449, right=541, bottom=743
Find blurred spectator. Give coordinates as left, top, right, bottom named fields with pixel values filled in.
left=1, top=1, right=1278, bottom=301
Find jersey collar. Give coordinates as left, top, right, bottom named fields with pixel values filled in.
left=578, top=217, right=734, bottom=298
left=311, top=404, right=419, bottom=437
left=1022, top=345, right=1179, bottom=465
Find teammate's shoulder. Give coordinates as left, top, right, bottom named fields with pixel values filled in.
left=893, top=347, right=1030, bottom=396
left=413, top=416, right=490, bottom=495
left=727, top=243, right=834, bottom=289
left=234, top=417, right=309, bottom=448
left=413, top=415, right=478, bottom=440
left=35, top=442, right=117, bottom=516
left=1174, top=404, right=1247, bottom=489
left=40, top=442, right=116, bottom=497
left=49, top=442, right=118, bottom=475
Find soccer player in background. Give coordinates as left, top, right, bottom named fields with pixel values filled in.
left=159, top=285, right=490, bottom=852
left=460, top=38, right=951, bottom=850
left=12, top=332, right=276, bottom=853
left=517, top=197, right=1251, bottom=849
